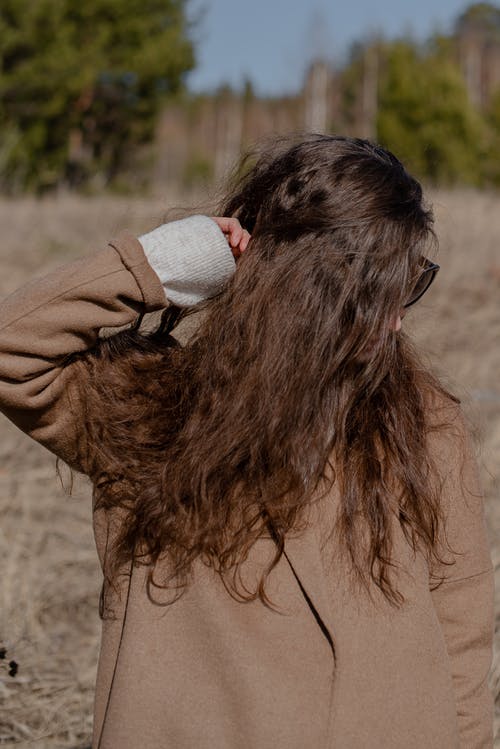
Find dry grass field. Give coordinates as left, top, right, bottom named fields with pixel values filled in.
left=0, top=189, right=499, bottom=747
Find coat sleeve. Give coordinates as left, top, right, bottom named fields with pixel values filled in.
left=429, top=406, right=495, bottom=749
left=0, top=233, right=168, bottom=473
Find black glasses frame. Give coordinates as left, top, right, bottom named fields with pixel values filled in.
left=404, top=259, right=440, bottom=308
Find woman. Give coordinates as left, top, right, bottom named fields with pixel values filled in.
left=0, top=135, right=494, bottom=748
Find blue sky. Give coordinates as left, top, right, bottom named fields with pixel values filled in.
left=186, top=0, right=477, bottom=95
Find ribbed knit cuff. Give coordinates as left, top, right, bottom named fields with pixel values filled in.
left=139, top=215, right=236, bottom=307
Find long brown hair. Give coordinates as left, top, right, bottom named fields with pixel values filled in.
left=81, top=134, right=455, bottom=608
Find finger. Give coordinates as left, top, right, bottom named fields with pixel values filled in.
left=211, top=216, right=240, bottom=235
left=210, top=217, right=250, bottom=256
left=228, top=224, right=243, bottom=248
left=240, top=230, right=251, bottom=253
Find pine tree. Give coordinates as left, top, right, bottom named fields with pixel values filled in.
left=376, top=40, right=486, bottom=184
left=0, top=0, right=195, bottom=191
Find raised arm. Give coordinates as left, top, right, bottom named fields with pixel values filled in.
left=0, top=216, right=236, bottom=474
left=429, top=406, right=495, bottom=749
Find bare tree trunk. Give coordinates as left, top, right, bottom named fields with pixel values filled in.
left=360, top=44, right=378, bottom=141
left=304, top=61, right=330, bottom=133
left=214, top=96, right=243, bottom=182
left=460, top=32, right=483, bottom=108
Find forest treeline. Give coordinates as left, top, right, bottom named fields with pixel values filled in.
left=1, top=0, right=500, bottom=193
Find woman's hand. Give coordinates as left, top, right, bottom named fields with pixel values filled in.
left=211, top=217, right=251, bottom=259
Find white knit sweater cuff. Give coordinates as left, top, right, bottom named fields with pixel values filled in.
left=139, top=215, right=236, bottom=307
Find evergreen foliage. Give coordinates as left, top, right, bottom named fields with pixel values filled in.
left=0, top=0, right=195, bottom=192
left=455, top=2, right=500, bottom=35
left=3, top=1, right=500, bottom=190
left=375, top=41, right=486, bottom=184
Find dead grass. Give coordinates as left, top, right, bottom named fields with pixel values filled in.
left=0, top=188, right=499, bottom=747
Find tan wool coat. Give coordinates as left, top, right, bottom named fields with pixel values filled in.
left=0, top=230, right=495, bottom=749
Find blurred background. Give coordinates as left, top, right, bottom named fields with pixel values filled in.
left=1, top=0, right=500, bottom=192
left=0, top=1, right=499, bottom=747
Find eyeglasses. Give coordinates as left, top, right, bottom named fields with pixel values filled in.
left=404, top=258, right=440, bottom=308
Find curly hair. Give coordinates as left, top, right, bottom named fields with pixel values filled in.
left=79, top=134, right=456, bottom=609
